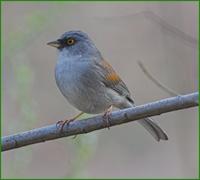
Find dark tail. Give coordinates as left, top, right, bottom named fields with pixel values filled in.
left=123, top=100, right=168, bottom=141
left=137, top=117, right=168, bottom=141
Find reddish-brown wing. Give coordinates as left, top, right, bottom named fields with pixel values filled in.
left=95, top=59, right=134, bottom=104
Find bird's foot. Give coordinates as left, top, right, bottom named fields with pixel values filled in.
left=103, top=105, right=113, bottom=130
left=56, top=112, right=84, bottom=134
left=56, top=118, right=75, bottom=133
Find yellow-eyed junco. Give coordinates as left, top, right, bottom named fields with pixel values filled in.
left=47, top=30, right=168, bottom=141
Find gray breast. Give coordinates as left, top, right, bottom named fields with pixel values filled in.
left=55, top=58, right=112, bottom=114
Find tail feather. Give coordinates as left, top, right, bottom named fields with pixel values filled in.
left=137, top=118, right=168, bottom=141
left=119, top=99, right=168, bottom=141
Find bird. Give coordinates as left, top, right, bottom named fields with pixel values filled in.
left=47, top=30, right=168, bottom=141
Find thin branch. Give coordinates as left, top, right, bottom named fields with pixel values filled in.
left=142, top=11, right=197, bottom=47
left=2, top=92, right=198, bottom=152
left=137, top=60, right=179, bottom=96
left=97, top=11, right=197, bottom=47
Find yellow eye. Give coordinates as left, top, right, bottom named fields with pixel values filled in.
left=66, top=38, right=75, bottom=45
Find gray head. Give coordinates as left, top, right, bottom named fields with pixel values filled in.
left=47, top=30, right=101, bottom=57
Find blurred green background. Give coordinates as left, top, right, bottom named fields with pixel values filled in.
left=2, top=2, right=198, bottom=178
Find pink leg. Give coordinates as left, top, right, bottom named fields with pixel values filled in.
left=56, top=112, right=84, bottom=133
left=103, top=105, right=113, bottom=129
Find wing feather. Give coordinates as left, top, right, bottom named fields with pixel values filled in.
left=95, top=60, right=134, bottom=104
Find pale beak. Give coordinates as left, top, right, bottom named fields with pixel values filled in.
left=47, top=40, right=61, bottom=48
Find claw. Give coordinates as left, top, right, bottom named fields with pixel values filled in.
left=57, top=119, right=75, bottom=133
left=103, top=105, right=113, bottom=130
left=56, top=120, right=64, bottom=128
left=56, top=112, right=84, bottom=134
